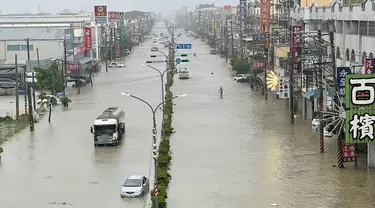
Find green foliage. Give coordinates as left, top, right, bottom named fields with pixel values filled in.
left=151, top=89, right=175, bottom=208
left=59, top=96, right=72, bottom=107
left=0, top=146, right=3, bottom=153
left=232, top=58, right=251, bottom=74
left=34, top=61, right=64, bottom=94
left=0, top=114, right=29, bottom=144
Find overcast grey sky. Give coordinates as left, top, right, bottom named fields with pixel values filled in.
left=2, top=0, right=238, bottom=15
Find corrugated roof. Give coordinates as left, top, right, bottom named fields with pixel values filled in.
left=0, top=28, right=65, bottom=40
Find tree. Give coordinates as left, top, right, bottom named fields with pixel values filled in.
left=34, top=61, right=64, bottom=95
left=232, top=58, right=251, bottom=74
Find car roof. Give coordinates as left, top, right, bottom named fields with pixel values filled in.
left=127, top=175, right=143, bottom=180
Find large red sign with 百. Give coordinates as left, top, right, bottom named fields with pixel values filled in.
left=84, top=27, right=92, bottom=51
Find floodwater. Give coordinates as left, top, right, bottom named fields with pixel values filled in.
left=0, top=22, right=375, bottom=208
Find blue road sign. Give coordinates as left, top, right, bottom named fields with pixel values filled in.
left=175, top=58, right=181, bottom=64
left=175, top=44, right=192, bottom=49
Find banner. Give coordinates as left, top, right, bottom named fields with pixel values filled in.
left=260, top=0, right=270, bottom=34
left=108, top=11, right=121, bottom=22
left=336, top=67, right=351, bottom=108
left=253, top=60, right=265, bottom=70
left=84, top=27, right=92, bottom=51
left=365, top=58, right=374, bottom=74
left=94, top=5, right=107, bottom=24
left=120, top=12, right=125, bottom=46
left=291, top=25, right=303, bottom=73
left=239, top=0, right=248, bottom=33
left=73, top=45, right=85, bottom=55
left=279, top=77, right=290, bottom=99
left=345, top=74, right=375, bottom=143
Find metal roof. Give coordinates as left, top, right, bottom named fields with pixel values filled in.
left=0, top=28, right=65, bottom=40
left=0, top=15, right=91, bottom=24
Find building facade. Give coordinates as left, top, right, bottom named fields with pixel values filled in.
left=290, top=1, right=375, bottom=69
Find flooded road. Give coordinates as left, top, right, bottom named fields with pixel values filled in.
left=0, top=25, right=169, bottom=208
left=168, top=36, right=375, bottom=208
left=1, top=25, right=375, bottom=208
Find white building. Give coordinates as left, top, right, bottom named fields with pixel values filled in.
left=290, top=1, right=375, bottom=68
left=0, top=28, right=66, bottom=63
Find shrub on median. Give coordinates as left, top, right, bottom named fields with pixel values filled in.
left=151, top=89, right=174, bottom=208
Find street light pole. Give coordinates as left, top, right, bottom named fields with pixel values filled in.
left=142, top=64, right=170, bottom=105
left=120, top=92, right=187, bottom=208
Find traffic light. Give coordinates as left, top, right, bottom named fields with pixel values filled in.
left=181, top=54, right=189, bottom=57
left=181, top=59, right=190, bottom=62
left=150, top=55, right=157, bottom=57
left=145, top=61, right=153, bottom=63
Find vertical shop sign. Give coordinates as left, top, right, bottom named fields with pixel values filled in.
left=239, top=0, right=248, bottom=33
left=84, top=27, right=92, bottom=51
left=342, top=143, right=357, bottom=162
left=337, top=67, right=351, bottom=108
left=291, top=25, right=303, bottom=73
left=120, top=12, right=125, bottom=46
left=94, top=6, right=107, bottom=24
left=345, top=74, right=375, bottom=143
left=260, top=0, right=270, bottom=34
left=365, top=58, right=374, bottom=74
left=279, top=77, right=290, bottom=99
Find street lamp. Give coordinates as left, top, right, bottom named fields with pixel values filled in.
left=120, top=92, right=187, bottom=208
left=141, top=64, right=171, bottom=105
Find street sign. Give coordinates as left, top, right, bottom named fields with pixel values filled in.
left=175, top=44, right=192, bottom=49
left=175, top=58, right=181, bottom=64
left=94, top=6, right=107, bottom=24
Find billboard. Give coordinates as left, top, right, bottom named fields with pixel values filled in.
left=260, top=0, right=270, bottom=34
left=84, top=27, right=92, bottom=51
left=253, top=60, right=265, bottom=70
left=291, top=25, right=303, bottom=73
left=64, top=28, right=74, bottom=43
left=108, top=11, right=121, bottom=22
left=94, top=5, right=107, bottom=24
left=345, top=74, right=375, bottom=143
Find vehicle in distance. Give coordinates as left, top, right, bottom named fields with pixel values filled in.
left=0, top=78, right=16, bottom=88
left=90, top=107, right=126, bottom=146
left=179, top=70, right=189, bottom=79
left=109, top=62, right=125, bottom=68
left=121, top=175, right=149, bottom=197
left=209, top=49, right=218, bottom=54
left=234, top=74, right=250, bottom=82
left=151, top=47, right=158, bottom=51
left=237, top=74, right=252, bottom=83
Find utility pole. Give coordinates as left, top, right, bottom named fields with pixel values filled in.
left=230, top=19, right=234, bottom=58
left=15, top=54, right=20, bottom=120
left=225, top=18, right=228, bottom=62
left=105, top=26, right=109, bottom=72
left=317, top=29, right=324, bottom=153
left=220, top=19, right=223, bottom=56
left=264, top=47, right=268, bottom=100
left=27, top=83, right=34, bottom=131
left=23, top=65, right=27, bottom=116
left=26, top=38, right=36, bottom=111
left=77, top=61, right=81, bottom=94
left=36, top=48, right=40, bottom=68
left=63, top=40, right=67, bottom=96
left=110, top=26, right=113, bottom=62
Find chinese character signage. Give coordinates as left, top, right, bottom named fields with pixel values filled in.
left=365, top=58, right=374, bottom=74
left=73, top=45, right=85, bottom=55
left=345, top=74, right=375, bottom=143
left=342, top=143, right=356, bottom=162
left=253, top=60, right=265, bottom=70
left=337, top=67, right=351, bottom=108
left=291, top=25, right=303, bottom=73
left=239, top=0, right=247, bottom=32
left=120, top=12, right=125, bottom=46
left=260, top=0, right=270, bottom=34
left=108, top=11, right=121, bottom=22
left=94, top=5, right=107, bottom=24
left=84, top=27, right=92, bottom=51
left=279, top=77, right=290, bottom=99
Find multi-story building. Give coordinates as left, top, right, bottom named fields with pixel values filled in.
left=290, top=1, right=375, bottom=69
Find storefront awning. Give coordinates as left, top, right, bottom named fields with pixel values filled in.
left=77, top=57, right=93, bottom=64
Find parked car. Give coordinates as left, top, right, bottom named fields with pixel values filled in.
left=179, top=70, right=189, bottom=79
left=237, top=74, right=252, bottom=83
left=120, top=175, right=149, bottom=198
left=209, top=49, right=217, bottom=54
left=109, top=62, right=125, bottom=68
left=234, top=74, right=249, bottom=82
left=151, top=47, right=158, bottom=51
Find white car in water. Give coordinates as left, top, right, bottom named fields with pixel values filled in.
left=109, top=62, right=125, bottom=68
left=179, top=70, right=189, bottom=79
left=120, top=175, right=149, bottom=198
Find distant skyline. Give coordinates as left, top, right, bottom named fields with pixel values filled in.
left=1, top=0, right=238, bottom=15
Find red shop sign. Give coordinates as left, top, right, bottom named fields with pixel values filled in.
left=253, top=60, right=265, bottom=70
left=84, top=27, right=92, bottom=51
left=342, top=143, right=356, bottom=162
left=74, top=45, right=85, bottom=55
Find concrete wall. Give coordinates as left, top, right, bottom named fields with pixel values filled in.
left=0, top=40, right=63, bottom=62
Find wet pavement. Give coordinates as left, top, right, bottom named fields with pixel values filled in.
left=1, top=24, right=375, bottom=208
left=168, top=36, right=375, bottom=208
